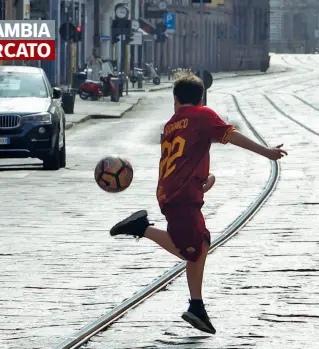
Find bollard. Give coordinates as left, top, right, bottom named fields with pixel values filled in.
left=131, top=70, right=137, bottom=89
left=61, top=89, right=75, bottom=114
left=118, top=73, right=124, bottom=97
left=137, top=72, right=143, bottom=89
left=126, top=76, right=128, bottom=95
left=110, top=77, right=120, bottom=102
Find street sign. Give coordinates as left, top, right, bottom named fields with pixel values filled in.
left=129, top=31, right=142, bottom=45
left=144, top=4, right=167, bottom=19
left=196, top=70, right=213, bottom=89
left=100, top=35, right=111, bottom=41
left=132, top=19, right=139, bottom=31
left=164, top=13, right=175, bottom=32
left=158, top=0, right=167, bottom=10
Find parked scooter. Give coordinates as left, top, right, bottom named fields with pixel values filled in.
left=130, top=63, right=160, bottom=85
left=77, top=62, right=120, bottom=102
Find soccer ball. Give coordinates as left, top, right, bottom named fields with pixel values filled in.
left=94, top=156, right=133, bottom=193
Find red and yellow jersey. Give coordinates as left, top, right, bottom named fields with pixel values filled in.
left=157, top=105, right=234, bottom=209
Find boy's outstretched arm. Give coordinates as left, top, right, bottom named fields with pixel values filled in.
left=227, top=130, right=288, bottom=160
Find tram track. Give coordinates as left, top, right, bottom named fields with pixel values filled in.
left=53, top=94, right=280, bottom=349
left=255, top=56, right=319, bottom=95
left=280, top=56, right=314, bottom=72
left=224, top=56, right=317, bottom=94
left=292, top=94, right=319, bottom=111
left=264, top=95, right=319, bottom=137
left=209, top=56, right=291, bottom=93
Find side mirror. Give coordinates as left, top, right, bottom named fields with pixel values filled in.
left=52, top=87, right=61, bottom=99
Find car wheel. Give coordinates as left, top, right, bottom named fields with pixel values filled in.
left=59, top=131, right=66, bottom=168
left=43, top=135, right=60, bottom=170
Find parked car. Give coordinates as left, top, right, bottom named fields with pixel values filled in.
left=0, top=66, right=66, bottom=170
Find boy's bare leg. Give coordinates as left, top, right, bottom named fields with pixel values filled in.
left=145, top=226, right=209, bottom=299
left=144, top=226, right=214, bottom=333
left=186, top=241, right=209, bottom=299
left=144, top=226, right=185, bottom=259
left=110, top=210, right=215, bottom=334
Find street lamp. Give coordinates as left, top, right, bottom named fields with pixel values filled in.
left=113, top=3, right=130, bottom=93
left=65, top=0, right=72, bottom=86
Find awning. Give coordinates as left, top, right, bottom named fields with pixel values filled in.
left=138, top=18, right=156, bottom=35
left=138, top=28, right=149, bottom=36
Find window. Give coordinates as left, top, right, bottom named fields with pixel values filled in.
left=0, top=73, right=48, bottom=98
left=282, top=13, right=289, bottom=39
left=238, top=6, right=246, bottom=44
left=0, top=0, right=5, bottom=20
left=253, top=8, right=262, bottom=45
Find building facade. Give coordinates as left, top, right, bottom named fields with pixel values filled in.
left=54, top=0, right=89, bottom=85
left=140, top=0, right=270, bottom=72
left=2, top=0, right=91, bottom=85
left=2, top=0, right=271, bottom=83
left=270, top=0, right=319, bottom=53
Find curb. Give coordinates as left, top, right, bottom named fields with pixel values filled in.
left=128, top=84, right=173, bottom=93
left=89, top=101, right=139, bottom=119
left=213, top=69, right=288, bottom=80
left=65, top=114, right=91, bottom=130
left=65, top=98, right=141, bottom=131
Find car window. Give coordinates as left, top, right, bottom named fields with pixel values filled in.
left=0, top=72, right=48, bottom=98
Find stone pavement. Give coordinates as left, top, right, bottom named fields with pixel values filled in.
left=82, top=55, right=319, bottom=348
left=0, top=79, right=269, bottom=349
left=0, top=55, right=317, bottom=349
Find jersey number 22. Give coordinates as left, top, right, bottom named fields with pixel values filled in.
left=159, top=136, right=185, bottom=179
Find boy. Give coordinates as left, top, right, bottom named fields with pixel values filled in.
left=110, top=73, right=287, bottom=334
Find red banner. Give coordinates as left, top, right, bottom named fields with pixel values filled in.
left=0, top=40, right=55, bottom=60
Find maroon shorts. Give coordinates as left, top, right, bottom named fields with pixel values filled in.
left=162, top=204, right=211, bottom=262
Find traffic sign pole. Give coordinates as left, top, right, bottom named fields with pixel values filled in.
left=121, top=26, right=125, bottom=94
left=65, top=2, right=71, bottom=87
left=199, top=0, right=206, bottom=105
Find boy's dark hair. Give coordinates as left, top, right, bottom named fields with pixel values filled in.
left=173, top=72, right=204, bottom=105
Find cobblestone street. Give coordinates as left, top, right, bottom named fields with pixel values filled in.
left=0, top=55, right=318, bottom=349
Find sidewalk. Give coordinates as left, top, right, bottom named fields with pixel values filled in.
left=65, top=94, right=142, bottom=130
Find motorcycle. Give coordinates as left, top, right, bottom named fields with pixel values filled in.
left=130, top=62, right=161, bottom=85
left=77, top=64, right=120, bottom=102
